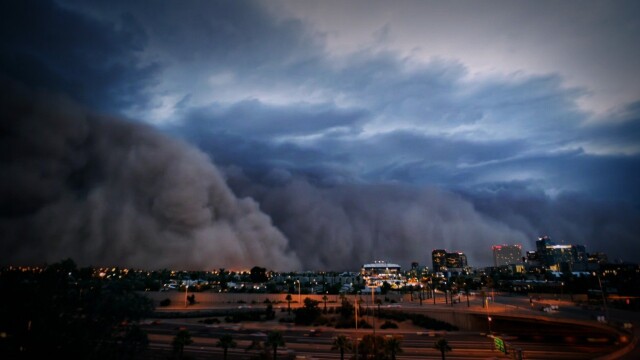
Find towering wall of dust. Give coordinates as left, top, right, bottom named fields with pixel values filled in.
left=0, top=79, right=301, bottom=270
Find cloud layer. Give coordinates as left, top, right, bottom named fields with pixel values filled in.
left=1, top=0, right=639, bottom=269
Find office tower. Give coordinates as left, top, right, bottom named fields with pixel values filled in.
left=535, top=235, right=588, bottom=271
left=445, top=251, right=467, bottom=269
left=432, top=249, right=447, bottom=272
left=536, top=235, right=554, bottom=253
left=588, top=252, right=608, bottom=265
left=492, top=244, right=523, bottom=266
left=536, top=235, right=555, bottom=266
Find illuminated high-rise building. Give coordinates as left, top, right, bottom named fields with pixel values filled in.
left=535, top=235, right=588, bottom=271
left=445, top=252, right=467, bottom=269
left=536, top=235, right=554, bottom=253
left=526, top=250, right=538, bottom=262
left=492, top=244, right=523, bottom=266
left=536, top=235, right=556, bottom=266
left=432, top=249, right=447, bottom=272
left=588, top=252, right=608, bottom=265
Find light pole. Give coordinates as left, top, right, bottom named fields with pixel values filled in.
left=296, top=280, right=301, bottom=306
left=370, top=285, right=377, bottom=337
left=184, top=284, right=189, bottom=307
left=596, top=272, right=610, bottom=322
left=370, top=285, right=378, bottom=357
left=485, top=295, right=492, bottom=335
left=355, top=292, right=361, bottom=360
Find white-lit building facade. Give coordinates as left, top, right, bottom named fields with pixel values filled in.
left=360, top=260, right=409, bottom=291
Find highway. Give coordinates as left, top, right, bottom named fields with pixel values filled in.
left=135, top=291, right=637, bottom=359
left=140, top=315, right=621, bottom=359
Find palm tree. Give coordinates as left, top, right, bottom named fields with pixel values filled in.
left=322, top=294, right=329, bottom=313
left=216, top=334, right=237, bottom=360
left=384, top=335, right=403, bottom=360
left=171, top=329, right=193, bottom=359
left=432, top=277, right=441, bottom=304
left=358, top=334, right=385, bottom=359
left=331, top=335, right=352, bottom=360
left=285, top=294, right=292, bottom=314
left=118, top=324, right=149, bottom=360
left=266, top=330, right=285, bottom=360
left=433, top=337, right=452, bottom=360
left=246, top=339, right=266, bottom=360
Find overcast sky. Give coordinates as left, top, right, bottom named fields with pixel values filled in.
left=1, top=0, right=639, bottom=270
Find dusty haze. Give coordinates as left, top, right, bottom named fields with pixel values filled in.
left=0, top=79, right=301, bottom=270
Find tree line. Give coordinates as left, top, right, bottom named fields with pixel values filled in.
left=0, top=259, right=457, bottom=359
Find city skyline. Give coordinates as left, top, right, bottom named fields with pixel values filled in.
left=1, top=0, right=639, bottom=271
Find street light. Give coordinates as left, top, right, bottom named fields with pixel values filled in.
left=370, top=285, right=378, bottom=356
left=596, top=272, right=610, bottom=322
left=184, top=284, right=189, bottom=307
left=369, top=284, right=378, bottom=337
left=296, top=280, right=301, bottom=306
left=354, top=292, right=359, bottom=360
left=485, top=295, right=492, bottom=335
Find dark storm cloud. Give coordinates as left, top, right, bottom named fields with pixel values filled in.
left=465, top=188, right=640, bottom=264
left=179, top=99, right=368, bottom=139
left=0, top=0, right=159, bottom=113
left=225, top=173, right=529, bottom=270
left=580, top=101, right=640, bottom=155
left=332, top=57, right=476, bottom=126
left=465, top=74, right=587, bottom=140
left=64, top=0, right=318, bottom=66
left=171, top=120, right=357, bottom=187
left=323, top=130, right=529, bottom=184
left=171, top=57, right=633, bottom=199
left=3, top=0, right=639, bottom=269
left=0, top=78, right=301, bottom=270
left=168, top=49, right=640, bottom=267
left=223, top=164, right=640, bottom=269
left=477, top=152, right=640, bottom=204
left=59, top=0, right=326, bottom=120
